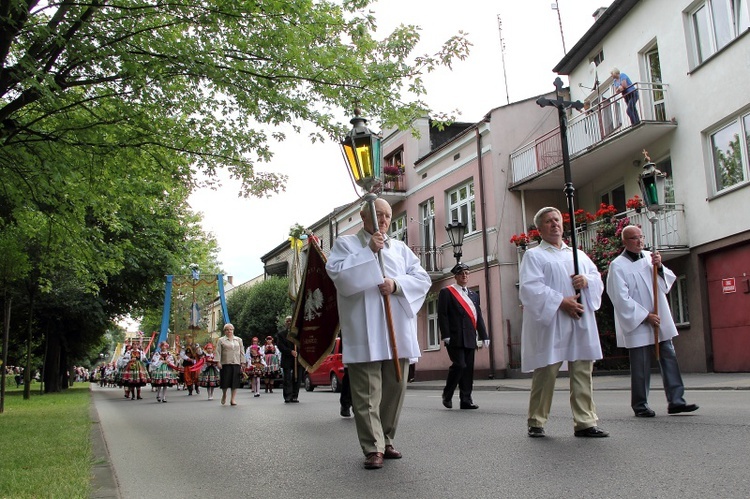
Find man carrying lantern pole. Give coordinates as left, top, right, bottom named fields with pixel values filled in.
left=326, top=111, right=431, bottom=470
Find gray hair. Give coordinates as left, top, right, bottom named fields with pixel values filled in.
left=533, top=207, right=562, bottom=228
left=610, top=67, right=620, bottom=77
left=223, top=323, right=234, bottom=332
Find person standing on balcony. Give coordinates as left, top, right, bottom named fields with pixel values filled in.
left=326, top=198, right=431, bottom=470
left=438, top=262, right=489, bottom=410
left=520, top=207, right=609, bottom=438
left=611, top=67, right=640, bottom=126
left=607, top=225, right=698, bottom=417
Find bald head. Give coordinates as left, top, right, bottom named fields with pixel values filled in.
left=361, top=198, right=392, bottom=235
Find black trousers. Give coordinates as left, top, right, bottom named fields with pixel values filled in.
left=340, top=368, right=351, bottom=409
left=443, top=346, right=476, bottom=404
left=282, top=362, right=303, bottom=401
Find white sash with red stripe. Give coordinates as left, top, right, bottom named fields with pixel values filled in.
left=447, top=285, right=477, bottom=330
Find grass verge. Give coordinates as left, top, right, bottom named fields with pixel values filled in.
left=0, top=384, right=92, bottom=499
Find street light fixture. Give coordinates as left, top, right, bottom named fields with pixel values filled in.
left=638, top=157, right=667, bottom=211
left=340, top=110, right=381, bottom=193
left=445, top=219, right=467, bottom=265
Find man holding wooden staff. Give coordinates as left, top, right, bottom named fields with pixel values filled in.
left=326, top=198, right=430, bottom=470
left=607, top=225, right=698, bottom=417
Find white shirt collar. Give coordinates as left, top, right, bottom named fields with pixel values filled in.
left=540, top=239, right=571, bottom=251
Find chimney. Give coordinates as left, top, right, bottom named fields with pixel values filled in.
left=593, top=7, right=608, bottom=21
left=227, top=275, right=233, bottom=285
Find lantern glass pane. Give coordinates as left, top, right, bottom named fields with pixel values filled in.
left=343, top=143, right=360, bottom=181
left=354, top=138, right=373, bottom=179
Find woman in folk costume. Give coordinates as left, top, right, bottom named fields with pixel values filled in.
left=262, top=335, right=280, bottom=393
left=245, top=337, right=266, bottom=397
left=121, top=343, right=149, bottom=400
left=199, top=342, right=221, bottom=400
left=116, top=344, right=133, bottom=398
left=150, top=342, right=179, bottom=403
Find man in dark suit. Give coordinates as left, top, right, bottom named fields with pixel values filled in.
left=276, top=315, right=303, bottom=403
left=438, top=263, right=489, bottom=410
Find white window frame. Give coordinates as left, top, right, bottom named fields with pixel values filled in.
left=447, top=181, right=477, bottom=234
left=426, top=296, right=440, bottom=350
left=668, top=274, right=690, bottom=326
left=708, top=111, right=750, bottom=194
left=688, top=0, right=750, bottom=66
left=390, top=214, right=407, bottom=242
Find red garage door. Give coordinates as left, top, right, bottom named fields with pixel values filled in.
left=705, top=244, right=750, bottom=372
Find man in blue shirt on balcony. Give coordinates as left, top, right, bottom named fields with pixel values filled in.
left=611, top=67, right=640, bottom=126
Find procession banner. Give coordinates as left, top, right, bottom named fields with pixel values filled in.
left=290, top=238, right=339, bottom=372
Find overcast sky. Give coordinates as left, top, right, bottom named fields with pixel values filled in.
left=188, top=0, right=612, bottom=285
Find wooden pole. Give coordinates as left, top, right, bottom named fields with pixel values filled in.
left=365, top=193, right=402, bottom=382
left=650, top=217, right=660, bottom=360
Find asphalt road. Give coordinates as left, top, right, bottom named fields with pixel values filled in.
left=91, top=384, right=750, bottom=499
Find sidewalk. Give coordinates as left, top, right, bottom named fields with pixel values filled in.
left=407, top=372, right=750, bottom=392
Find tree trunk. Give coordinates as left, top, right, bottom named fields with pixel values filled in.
left=44, top=331, right=62, bottom=393
left=23, top=293, right=35, bottom=400
left=1, top=292, right=11, bottom=413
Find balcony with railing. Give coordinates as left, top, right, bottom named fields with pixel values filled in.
left=410, top=246, right=444, bottom=275
left=510, top=82, right=677, bottom=190
left=577, top=204, right=689, bottom=256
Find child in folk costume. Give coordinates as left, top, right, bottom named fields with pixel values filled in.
left=245, top=337, right=266, bottom=397
left=199, top=342, right=221, bottom=400
left=120, top=343, right=149, bottom=400
left=262, top=336, right=281, bottom=393
left=150, top=342, right=179, bottom=403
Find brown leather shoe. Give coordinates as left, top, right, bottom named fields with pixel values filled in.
left=384, top=445, right=402, bottom=459
left=364, top=452, right=384, bottom=469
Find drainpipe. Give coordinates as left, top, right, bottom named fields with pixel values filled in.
left=475, top=126, right=496, bottom=378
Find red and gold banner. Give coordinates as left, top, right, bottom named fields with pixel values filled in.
left=290, top=238, right=339, bottom=372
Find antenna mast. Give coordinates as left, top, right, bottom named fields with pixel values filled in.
left=552, top=0, right=567, bottom=54
left=497, top=14, right=510, bottom=106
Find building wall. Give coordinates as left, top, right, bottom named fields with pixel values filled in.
left=564, top=0, right=750, bottom=372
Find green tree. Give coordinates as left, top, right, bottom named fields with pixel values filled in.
left=0, top=0, right=469, bottom=393
left=227, top=277, right=291, bottom=342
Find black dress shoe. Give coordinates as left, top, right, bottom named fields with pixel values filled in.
left=460, top=402, right=479, bottom=410
left=574, top=426, right=609, bottom=438
left=668, top=403, right=699, bottom=415
left=528, top=426, right=545, bottom=438
left=635, top=408, right=656, bottom=417
left=340, top=406, right=352, bottom=418
left=442, top=396, right=452, bottom=409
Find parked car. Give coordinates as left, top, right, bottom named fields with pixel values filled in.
left=304, top=337, right=344, bottom=392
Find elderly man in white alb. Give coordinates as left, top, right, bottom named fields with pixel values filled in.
left=520, top=206, right=608, bottom=438
left=326, top=198, right=430, bottom=470
left=607, top=225, right=698, bottom=417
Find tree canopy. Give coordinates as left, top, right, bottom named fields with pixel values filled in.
left=0, top=0, right=470, bottom=391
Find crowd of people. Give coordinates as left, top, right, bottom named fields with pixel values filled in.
left=92, top=330, right=290, bottom=404
left=89, top=199, right=697, bottom=471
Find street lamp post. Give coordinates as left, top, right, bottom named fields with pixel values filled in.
left=537, top=77, right=584, bottom=278
left=339, top=110, right=401, bottom=381
left=445, top=220, right=467, bottom=266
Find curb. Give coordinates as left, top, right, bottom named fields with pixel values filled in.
left=90, top=398, right=120, bottom=499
